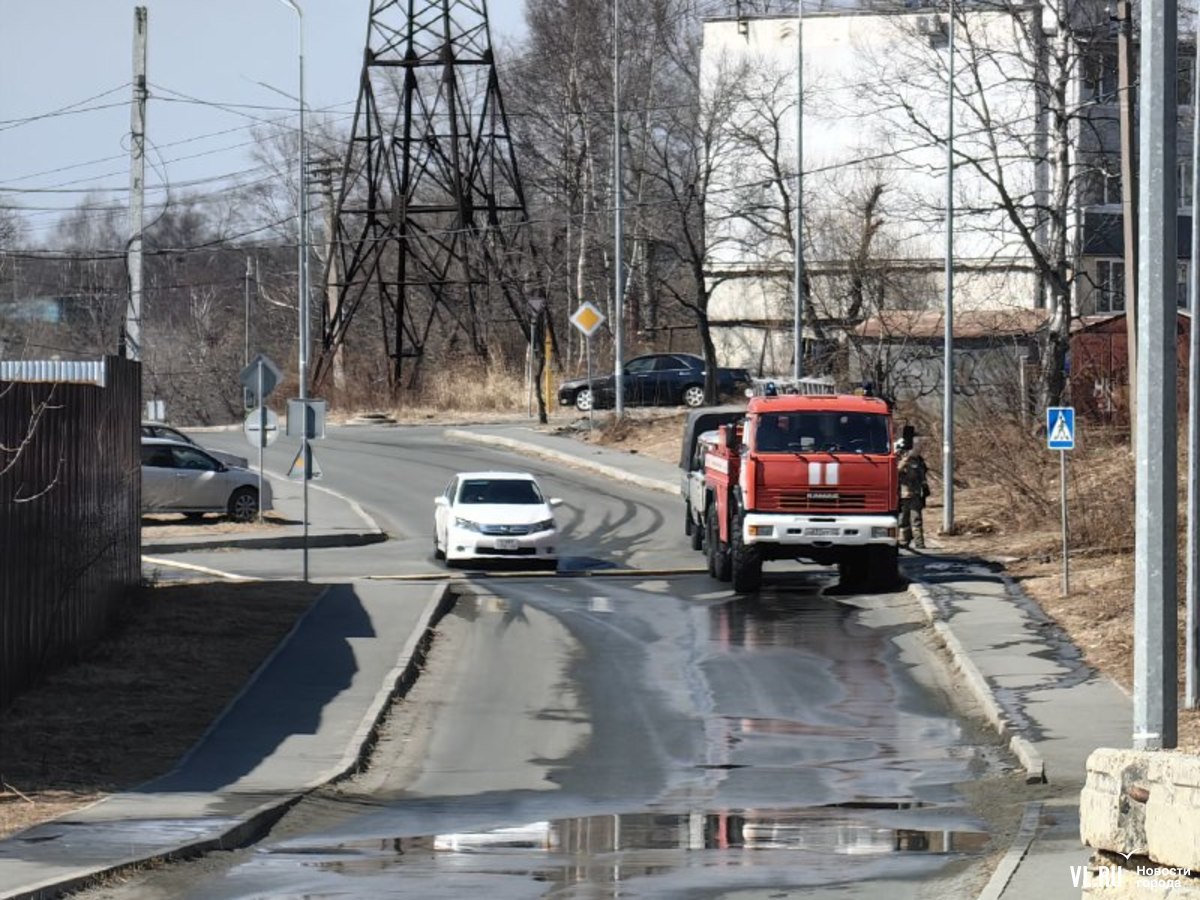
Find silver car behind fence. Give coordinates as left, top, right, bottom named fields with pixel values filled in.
left=141, top=437, right=271, bottom=522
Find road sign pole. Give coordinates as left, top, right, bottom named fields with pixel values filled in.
left=586, top=336, right=593, bottom=431
left=257, top=362, right=265, bottom=524
left=1061, top=448, right=1069, bottom=596
left=302, top=431, right=309, bottom=582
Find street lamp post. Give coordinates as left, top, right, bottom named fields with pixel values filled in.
left=794, top=0, right=805, bottom=382
left=942, top=1, right=956, bottom=536
left=278, top=0, right=311, bottom=580
left=613, top=0, right=625, bottom=417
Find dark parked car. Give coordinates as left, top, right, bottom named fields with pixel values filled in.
left=557, top=353, right=752, bottom=412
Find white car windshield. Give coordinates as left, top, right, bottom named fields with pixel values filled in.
left=458, top=479, right=543, bottom=505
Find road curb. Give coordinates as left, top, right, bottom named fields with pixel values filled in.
left=909, top=581, right=1047, bottom=784
left=444, top=428, right=678, bottom=496
left=142, top=529, right=387, bottom=554
left=0, top=584, right=457, bottom=900
left=974, top=801, right=1044, bottom=900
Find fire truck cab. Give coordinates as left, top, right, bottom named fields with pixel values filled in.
left=698, top=391, right=902, bottom=592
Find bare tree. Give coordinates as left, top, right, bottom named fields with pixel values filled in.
left=867, top=1, right=1107, bottom=407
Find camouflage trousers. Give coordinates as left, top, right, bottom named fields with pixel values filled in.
left=899, top=497, right=925, bottom=549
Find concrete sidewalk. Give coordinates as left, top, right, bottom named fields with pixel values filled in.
left=0, top=581, right=453, bottom=900
left=141, top=470, right=387, bottom=555
left=444, top=422, right=1134, bottom=900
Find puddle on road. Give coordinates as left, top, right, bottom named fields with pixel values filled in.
left=251, top=808, right=989, bottom=896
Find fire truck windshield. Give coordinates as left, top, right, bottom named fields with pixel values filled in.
left=754, top=412, right=890, bottom=455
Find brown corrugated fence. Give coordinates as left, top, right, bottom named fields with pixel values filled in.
left=0, top=357, right=141, bottom=710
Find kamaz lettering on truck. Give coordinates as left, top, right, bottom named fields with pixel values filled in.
left=696, top=392, right=901, bottom=592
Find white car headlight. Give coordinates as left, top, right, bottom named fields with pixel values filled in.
left=533, top=518, right=556, bottom=532
left=454, top=517, right=480, bottom=532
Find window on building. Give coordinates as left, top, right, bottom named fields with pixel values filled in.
left=1180, top=261, right=1191, bottom=310
left=1099, top=163, right=1122, bottom=206
left=1085, top=52, right=1119, bottom=102
left=1180, top=61, right=1195, bottom=108
left=1095, top=259, right=1125, bottom=313
left=1083, top=158, right=1121, bottom=207
left=1181, top=161, right=1195, bottom=208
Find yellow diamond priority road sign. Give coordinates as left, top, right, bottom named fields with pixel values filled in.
left=570, top=301, right=606, bottom=338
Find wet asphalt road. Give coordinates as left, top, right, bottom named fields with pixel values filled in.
left=101, top=426, right=1015, bottom=898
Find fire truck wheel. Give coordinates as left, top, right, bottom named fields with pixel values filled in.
left=865, top=545, right=899, bottom=591
left=704, top=505, right=717, bottom=575
left=705, top=504, right=731, bottom=582
left=837, top=550, right=868, bottom=591
left=730, top=514, right=762, bottom=593
left=687, top=504, right=704, bottom=551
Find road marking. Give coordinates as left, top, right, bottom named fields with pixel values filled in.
left=365, top=567, right=708, bottom=581
left=141, top=556, right=258, bottom=582
left=263, top=467, right=384, bottom=533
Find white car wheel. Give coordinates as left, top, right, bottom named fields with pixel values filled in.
left=575, top=388, right=593, bottom=412
left=682, top=385, right=705, bottom=408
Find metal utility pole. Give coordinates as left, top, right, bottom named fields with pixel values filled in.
left=1117, top=0, right=1138, bottom=432
left=613, top=0, right=626, bottom=417
left=125, top=6, right=148, bottom=363
left=244, top=256, right=253, bottom=367
left=942, top=2, right=956, bottom=536
left=793, top=0, right=805, bottom=381
left=1133, top=0, right=1179, bottom=750
left=1187, top=32, right=1200, bottom=710
left=313, top=159, right=345, bottom=393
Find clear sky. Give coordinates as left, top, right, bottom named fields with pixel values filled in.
left=0, top=0, right=528, bottom=243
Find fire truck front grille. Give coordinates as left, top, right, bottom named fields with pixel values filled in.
left=759, top=489, right=874, bottom=512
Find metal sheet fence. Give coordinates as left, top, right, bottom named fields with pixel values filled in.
left=0, top=357, right=141, bottom=709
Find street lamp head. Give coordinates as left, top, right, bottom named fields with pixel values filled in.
left=276, top=0, right=302, bottom=16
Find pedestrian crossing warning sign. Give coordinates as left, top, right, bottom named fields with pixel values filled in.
left=1046, top=406, right=1075, bottom=451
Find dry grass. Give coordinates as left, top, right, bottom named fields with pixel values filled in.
left=573, top=411, right=688, bottom=464
left=324, top=359, right=534, bottom=421
left=141, top=511, right=292, bottom=539
left=0, top=580, right=322, bottom=838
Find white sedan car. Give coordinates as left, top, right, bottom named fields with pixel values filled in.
left=434, top=471, right=561, bottom=566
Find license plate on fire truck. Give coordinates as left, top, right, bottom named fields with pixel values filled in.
left=495, top=538, right=520, bottom=550
left=807, top=527, right=839, bottom=536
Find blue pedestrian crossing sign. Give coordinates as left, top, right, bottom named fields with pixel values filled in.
left=1046, top=406, right=1075, bottom=450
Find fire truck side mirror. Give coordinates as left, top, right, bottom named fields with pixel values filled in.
left=723, top=423, right=738, bottom=448
left=900, top=424, right=916, bottom=451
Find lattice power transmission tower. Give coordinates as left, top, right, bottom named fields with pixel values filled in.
left=315, top=0, right=538, bottom=390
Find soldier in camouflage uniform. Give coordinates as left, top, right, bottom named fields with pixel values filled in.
left=897, top=438, right=929, bottom=549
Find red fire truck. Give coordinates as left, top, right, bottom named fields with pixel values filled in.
left=695, top=388, right=906, bottom=592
